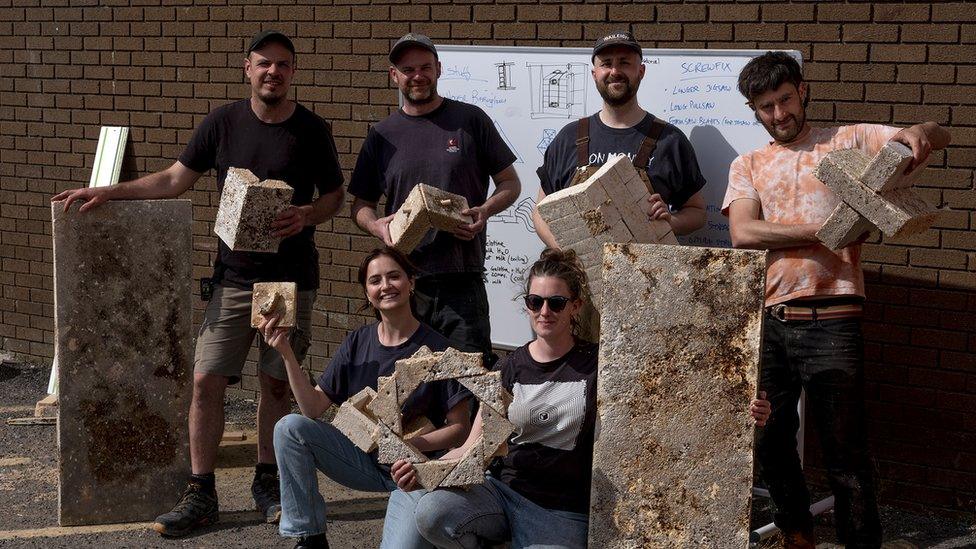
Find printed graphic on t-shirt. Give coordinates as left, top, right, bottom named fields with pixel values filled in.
left=508, top=379, right=587, bottom=451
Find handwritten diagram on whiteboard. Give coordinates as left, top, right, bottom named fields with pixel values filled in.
left=435, top=46, right=800, bottom=348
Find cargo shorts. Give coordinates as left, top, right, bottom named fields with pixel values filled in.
left=194, top=284, right=315, bottom=384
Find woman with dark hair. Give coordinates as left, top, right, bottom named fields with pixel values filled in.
left=413, top=248, right=771, bottom=548
left=263, top=246, right=472, bottom=549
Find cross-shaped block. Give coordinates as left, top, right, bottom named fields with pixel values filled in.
left=389, top=184, right=473, bottom=252
left=536, top=154, right=676, bottom=308
left=814, top=142, right=940, bottom=249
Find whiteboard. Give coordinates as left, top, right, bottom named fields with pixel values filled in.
left=434, top=46, right=800, bottom=348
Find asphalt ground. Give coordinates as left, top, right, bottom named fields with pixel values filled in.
left=0, top=359, right=972, bottom=548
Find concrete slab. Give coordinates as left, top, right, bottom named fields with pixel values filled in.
left=389, top=184, right=472, bottom=253
left=589, top=243, right=766, bottom=548
left=250, top=282, right=297, bottom=328
left=51, top=199, right=193, bottom=526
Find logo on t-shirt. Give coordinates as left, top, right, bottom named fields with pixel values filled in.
left=446, top=138, right=460, bottom=153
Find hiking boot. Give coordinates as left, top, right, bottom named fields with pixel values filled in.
left=151, top=483, right=218, bottom=537
left=782, top=528, right=816, bottom=549
left=252, top=469, right=282, bottom=524
left=295, top=533, right=329, bottom=548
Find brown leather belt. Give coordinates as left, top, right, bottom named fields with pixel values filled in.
left=767, top=303, right=863, bottom=321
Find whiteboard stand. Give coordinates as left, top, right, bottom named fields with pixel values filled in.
left=749, top=391, right=836, bottom=545
left=46, top=126, right=129, bottom=396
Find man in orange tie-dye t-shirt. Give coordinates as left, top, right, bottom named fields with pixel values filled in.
left=723, top=52, right=950, bottom=549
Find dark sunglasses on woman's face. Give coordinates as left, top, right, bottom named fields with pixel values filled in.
left=523, top=294, right=571, bottom=313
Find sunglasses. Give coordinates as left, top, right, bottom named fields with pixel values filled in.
left=523, top=294, right=572, bottom=313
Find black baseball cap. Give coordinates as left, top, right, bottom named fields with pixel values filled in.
left=592, top=30, right=642, bottom=62
left=247, top=30, right=295, bottom=55
left=389, top=33, right=438, bottom=64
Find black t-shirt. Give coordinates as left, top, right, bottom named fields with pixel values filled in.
left=348, top=99, right=517, bottom=275
left=179, top=100, right=344, bottom=291
left=497, top=340, right=598, bottom=514
left=538, top=113, right=706, bottom=208
left=317, top=322, right=472, bottom=429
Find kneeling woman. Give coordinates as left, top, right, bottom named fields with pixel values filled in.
left=263, top=247, right=472, bottom=549
left=414, top=249, right=772, bottom=548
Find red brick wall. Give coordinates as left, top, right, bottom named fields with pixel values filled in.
left=1, top=1, right=973, bottom=516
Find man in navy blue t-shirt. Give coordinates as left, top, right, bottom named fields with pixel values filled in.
left=53, top=30, right=345, bottom=537
left=349, top=34, right=521, bottom=363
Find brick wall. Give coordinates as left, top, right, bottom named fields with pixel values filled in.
left=1, top=0, right=973, bottom=517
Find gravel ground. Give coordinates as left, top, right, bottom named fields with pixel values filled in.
left=1, top=359, right=972, bottom=548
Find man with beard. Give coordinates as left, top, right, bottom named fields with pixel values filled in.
left=350, top=33, right=521, bottom=362
left=53, top=31, right=345, bottom=537
left=532, top=30, right=707, bottom=250
left=724, top=52, right=950, bottom=549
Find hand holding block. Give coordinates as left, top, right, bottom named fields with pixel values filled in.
left=815, top=142, right=939, bottom=249
left=249, top=282, right=297, bottom=328
left=536, top=155, right=677, bottom=308
left=215, top=167, right=294, bottom=253
left=389, top=184, right=473, bottom=252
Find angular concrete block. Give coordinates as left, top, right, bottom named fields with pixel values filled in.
left=367, top=373, right=402, bottom=435
left=333, top=400, right=379, bottom=453
left=249, top=282, right=297, bottom=328
left=413, top=459, right=458, bottom=488
left=589, top=243, right=766, bottom=548
left=458, top=371, right=510, bottom=416
left=479, top=403, right=515, bottom=458
left=440, top=436, right=487, bottom=487
left=425, top=348, right=486, bottom=382
left=214, top=167, right=293, bottom=253
left=814, top=145, right=940, bottom=249
left=389, top=184, right=472, bottom=253
left=536, top=155, right=677, bottom=308
left=376, top=422, right=428, bottom=464
left=52, top=199, right=193, bottom=526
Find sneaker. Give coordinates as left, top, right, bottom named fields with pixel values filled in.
left=151, top=483, right=218, bottom=537
left=295, top=533, right=329, bottom=548
left=252, top=470, right=282, bottom=524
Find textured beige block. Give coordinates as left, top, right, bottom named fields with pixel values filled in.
left=389, top=184, right=473, bottom=253
left=367, top=373, right=402, bottom=434
left=440, top=436, right=487, bottom=487
left=814, top=143, right=940, bottom=249
left=479, top=403, right=515, bottom=457
left=333, top=401, right=379, bottom=453
left=457, top=371, right=511, bottom=416
left=425, top=348, right=486, bottom=381
left=52, top=199, right=193, bottom=526
left=376, top=422, right=427, bottom=464
left=214, top=167, right=293, bottom=253
left=590, top=243, right=766, bottom=548
left=413, top=459, right=458, bottom=488
left=249, top=282, right=297, bottom=328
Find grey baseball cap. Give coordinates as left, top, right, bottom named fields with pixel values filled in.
left=389, top=33, right=438, bottom=64
left=247, top=30, right=295, bottom=55
left=591, top=30, right=642, bottom=61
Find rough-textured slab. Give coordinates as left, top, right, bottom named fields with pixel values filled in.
left=413, top=459, right=458, bottom=488
left=376, top=422, right=427, bottom=464
left=52, top=199, right=193, bottom=526
left=214, top=167, right=293, bottom=253
left=814, top=143, right=938, bottom=249
left=457, top=371, right=510, bottom=416
left=536, top=155, right=676, bottom=308
left=333, top=401, right=379, bottom=453
left=367, top=374, right=402, bottom=434
left=389, top=184, right=472, bottom=253
left=439, top=437, right=486, bottom=487
left=589, top=243, right=765, bottom=548
left=249, top=282, right=297, bottom=328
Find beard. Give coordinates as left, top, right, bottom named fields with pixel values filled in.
left=402, top=80, right=438, bottom=106
left=761, top=108, right=807, bottom=143
left=597, top=75, right=638, bottom=107
left=255, top=78, right=287, bottom=106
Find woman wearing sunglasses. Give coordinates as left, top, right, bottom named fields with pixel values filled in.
left=414, top=248, right=772, bottom=548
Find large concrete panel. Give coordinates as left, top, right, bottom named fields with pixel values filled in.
left=52, top=199, right=193, bottom=526
left=590, top=243, right=766, bottom=548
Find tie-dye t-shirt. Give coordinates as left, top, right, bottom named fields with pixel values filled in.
left=722, top=124, right=900, bottom=306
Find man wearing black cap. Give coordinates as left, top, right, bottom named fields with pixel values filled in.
left=349, top=33, right=521, bottom=362
left=52, top=30, right=345, bottom=537
left=533, top=30, right=707, bottom=250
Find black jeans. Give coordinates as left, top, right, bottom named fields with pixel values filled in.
left=756, top=310, right=882, bottom=548
left=414, top=272, right=493, bottom=363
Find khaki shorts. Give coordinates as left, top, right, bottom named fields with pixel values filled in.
left=194, top=284, right=315, bottom=384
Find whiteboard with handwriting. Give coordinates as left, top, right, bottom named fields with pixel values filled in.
left=434, top=46, right=800, bottom=348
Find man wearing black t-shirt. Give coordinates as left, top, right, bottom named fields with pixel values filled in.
left=349, top=34, right=521, bottom=363
left=532, top=30, right=707, bottom=247
left=52, top=31, right=345, bottom=537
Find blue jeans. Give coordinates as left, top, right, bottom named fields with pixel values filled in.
left=415, top=475, right=589, bottom=549
left=273, top=414, right=433, bottom=548
left=756, top=309, right=882, bottom=548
